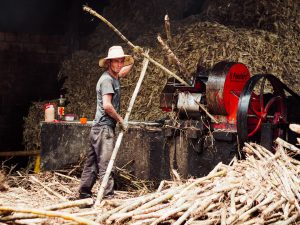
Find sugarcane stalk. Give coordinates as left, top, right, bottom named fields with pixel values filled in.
left=94, top=50, right=150, bottom=208
left=96, top=201, right=133, bottom=222
left=186, top=218, right=218, bottom=225
left=1, top=198, right=94, bottom=221
left=230, top=189, right=237, bottom=215
left=150, top=202, right=192, bottom=225
left=226, top=186, right=262, bottom=224
left=107, top=188, right=181, bottom=223
left=0, top=207, right=98, bottom=225
left=262, top=197, right=286, bottom=218
left=275, top=137, right=300, bottom=152
left=54, top=172, right=79, bottom=182
left=156, top=180, right=165, bottom=192
left=130, top=218, right=156, bottom=225
left=135, top=187, right=182, bottom=211
left=98, top=192, right=160, bottom=222
left=238, top=193, right=274, bottom=222
left=164, top=14, right=172, bottom=45
left=192, top=96, right=219, bottom=123
left=132, top=204, right=171, bottom=220
left=174, top=193, right=222, bottom=225
left=118, top=193, right=161, bottom=213
left=178, top=170, right=227, bottom=198
left=83, top=5, right=190, bottom=87
left=272, top=163, right=296, bottom=203
left=289, top=124, right=300, bottom=134
left=283, top=202, right=291, bottom=220
left=264, top=213, right=284, bottom=223
left=131, top=211, right=164, bottom=221
left=237, top=217, right=265, bottom=225
left=273, top=212, right=299, bottom=225
left=29, top=176, right=68, bottom=202
left=192, top=201, right=221, bottom=218
left=221, top=204, right=227, bottom=225
left=157, top=35, right=191, bottom=84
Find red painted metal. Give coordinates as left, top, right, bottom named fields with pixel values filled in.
left=224, top=63, right=250, bottom=124
left=247, top=94, right=286, bottom=137
left=206, top=62, right=250, bottom=125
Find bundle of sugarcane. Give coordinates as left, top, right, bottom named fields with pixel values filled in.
left=96, top=142, right=300, bottom=225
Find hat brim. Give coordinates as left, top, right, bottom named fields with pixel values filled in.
left=99, top=55, right=134, bottom=68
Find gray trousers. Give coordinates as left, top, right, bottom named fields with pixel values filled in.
left=79, top=125, right=115, bottom=196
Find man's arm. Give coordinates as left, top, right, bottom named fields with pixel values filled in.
left=118, top=64, right=133, bottom=78
left=103, top=94, right=124, bottom=123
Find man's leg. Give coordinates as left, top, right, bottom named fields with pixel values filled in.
left=79, top=127, right=102, bottom=197
left=97, top=125, right=115, bottom=196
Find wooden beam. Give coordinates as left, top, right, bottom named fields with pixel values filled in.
left=0, top=150, right=40, bottom=157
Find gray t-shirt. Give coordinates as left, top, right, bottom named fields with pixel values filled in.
left=93, top=71, right=120, bottom=127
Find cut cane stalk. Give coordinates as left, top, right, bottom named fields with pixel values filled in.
left=273, top=212, right=299, bottom=225
left=186, top=218, right=219, bottom=225
left=283, top=202, right=290, bottom=220
left=0, top=207, right=97, bottom=225
left=109, top=187, right=182, bottom=224
left=150, top=202, right=191, bottom=225
left=226, top=186, right=262, bottom=224
left=238, top=193, right=274, bottom=222
left=262, top=197, right=286, bottom=218
left=220, top=204, right=227, bottom=225
left=230, top=189, right=237, bottom=215
left=130, top=218, right=156, bottom=225
left=132, top=204, right=170, bottom=220
left=174, top=193, right=222, bottom=225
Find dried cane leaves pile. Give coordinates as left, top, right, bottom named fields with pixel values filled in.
left=201, top=0, right=300, bottom=37
left=23, top=1, right=299, bottom=151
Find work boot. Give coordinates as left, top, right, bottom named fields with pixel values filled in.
left=79, top=192, right=92, bottom=199
left=78, top=192, right=94, bottom=208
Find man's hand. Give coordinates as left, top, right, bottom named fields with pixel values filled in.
left=118, top=64, right=133, bottom=78
left=119, top=121, right=128, bottom=133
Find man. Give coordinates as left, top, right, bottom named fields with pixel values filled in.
left=79, top=46, right=134, bottom=199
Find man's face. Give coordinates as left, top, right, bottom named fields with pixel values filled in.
left=109, top=58, right=125, bottom=74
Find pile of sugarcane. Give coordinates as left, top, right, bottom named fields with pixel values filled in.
left=1, top=136, right=300, bottom=224
left=96, top=141, right=300, bottom=224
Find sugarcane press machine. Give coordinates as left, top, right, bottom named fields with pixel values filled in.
left=160, top=61, right=300, bottom=167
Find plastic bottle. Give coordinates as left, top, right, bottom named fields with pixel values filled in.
left=45, top=104, right=55, bottom=122
left=57, top=95, right=66, bottom=120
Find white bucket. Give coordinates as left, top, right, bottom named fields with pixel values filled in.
left=45, top=104, right=55, bottom=122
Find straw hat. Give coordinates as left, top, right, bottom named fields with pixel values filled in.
left=99, top=46, right=134, bottom=68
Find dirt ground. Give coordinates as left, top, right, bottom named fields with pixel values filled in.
left=0, top=170, right=143, bottom=224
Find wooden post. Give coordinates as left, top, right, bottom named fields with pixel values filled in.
left=94, top=50, right=150, bottom=209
